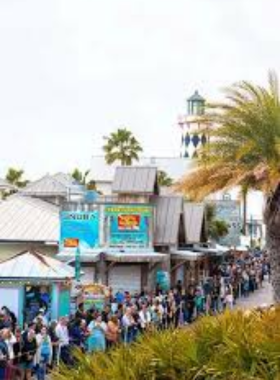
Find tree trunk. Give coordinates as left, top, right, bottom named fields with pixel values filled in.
left=264, top=184, right=280, bottom=303
left=241, top=186, right=248, bottom=235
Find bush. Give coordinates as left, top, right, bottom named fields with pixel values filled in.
left=52, top=308, right=280, bottom=380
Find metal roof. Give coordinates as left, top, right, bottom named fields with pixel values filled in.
left=52, top=172, right=76, bottom=186
left=91, top=155, right=193, bottom=183
left=184, top=203, right=205, bottom=243
left=20, top=175, right=68, bottom=196
left=112, top=166, right=157, bottom=194
left=154, top=196, right=183, bottom=246
left=0, top=196, right=59, bottom=242
left=19, top=173, right=84, bottom=197
left=0, top=250, right=74, bottom=279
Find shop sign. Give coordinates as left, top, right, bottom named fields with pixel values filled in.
left=105, top=205, right=153, bottom=248
left=83, top=284, right=109, bottom=311
left=156, top=270, right=170, bottom=291
left=60, top=210, right=99, bottom=250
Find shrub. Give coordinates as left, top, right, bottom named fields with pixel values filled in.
left=52, top=308, right=280, bottom=380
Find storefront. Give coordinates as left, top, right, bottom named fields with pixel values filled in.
left=0, top=250, right=74, bottom=326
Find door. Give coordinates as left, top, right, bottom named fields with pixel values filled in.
left=108, top=265, right=141, bottom=294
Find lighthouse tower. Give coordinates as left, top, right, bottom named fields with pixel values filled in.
left=179, top=91, right=208, bottom=158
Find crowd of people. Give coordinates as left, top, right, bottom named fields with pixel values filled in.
left=0, top=249, right=270, bottom=380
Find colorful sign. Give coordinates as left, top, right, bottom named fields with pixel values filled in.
left=156, top=271, right=170, bottom=291
left=60, top=211, right=99, bottom=250
left=105, top=205, right=153, bottom=248
left=83, top=284, right=109, bottom=311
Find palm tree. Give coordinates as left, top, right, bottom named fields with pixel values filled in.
left=5, top=168, right=28, bottom=188
left=71, top=169, right=97, bottom=191
left=157, top=170, right=173, bottom=187
left=103, top=128, right=143, bottom=166
left=177, top=71, right=280, bottom=301
left=205, top=203, right=229, bottom=242
left=71, top=168, right=90, bottom=185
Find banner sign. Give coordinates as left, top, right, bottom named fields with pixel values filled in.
left=83, top=284, right=110, bottom=311
left=156, top=271, right=170, bottom=292
left=105, top=205, right=152, bottom=248
left=60, top=211, right=99, bottom=250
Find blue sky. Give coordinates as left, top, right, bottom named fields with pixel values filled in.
left=0, top=0, right=278, bottom=179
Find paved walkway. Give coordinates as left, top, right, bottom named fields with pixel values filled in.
left=236, top=280, right=274, bottom=310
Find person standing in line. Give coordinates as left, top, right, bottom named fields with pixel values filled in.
left=48, top=321, right=59, bottom=368
left=2, top=328, right=16, bottom=380
left=139, top=304, right=151, bottom=332
left=20, top=329, right=37, bottom=380
left=121, top=308, right=136, bottom=344
left=55, top=317, right=71, bottom=366
left=12, top=327, right=23, bottom=380
left=34, top=326, right=52, bottom=380
left=105, top=316, right=120, bottom=349
left=88, top=315, right=107, bottom=353
left=0, top=330, right=8, bottom=380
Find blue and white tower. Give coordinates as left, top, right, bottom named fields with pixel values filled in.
left=179, top=91, right=208, bottom=158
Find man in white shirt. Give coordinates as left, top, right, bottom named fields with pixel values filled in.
left=55, top=317, right=71, bottom=365
left=139, top=304, right=151, bottom=331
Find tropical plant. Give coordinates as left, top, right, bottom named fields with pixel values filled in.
left=177, top=71, right=280, bottom=302
left=103, top=128, right=143, bottom=166
left=53, top=307, right=280, bottom=380
left=157, top=170, right=173, bottom=187
left=205, top=203, right=229, bottom=241
left=5, top=167, right=28, bottom=188
left=71, top=168, right=97, bottom=191
left=71, top=169, right=90, bottom=185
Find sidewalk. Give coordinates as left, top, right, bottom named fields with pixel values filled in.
left=236, top=280, right=274, bottom=310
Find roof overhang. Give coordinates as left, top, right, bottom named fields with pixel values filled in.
left=57, top=250, right=101, bottom=263
left=191, top=245, right=230, bottom=256
left=105, top=251, right=168, bottom=263
left=171, top=250, right=204, bottom=261
left=0, top=277, right=73, bottom=282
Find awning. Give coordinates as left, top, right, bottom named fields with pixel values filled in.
left=191, top=245, right=230, bottom=256
left=105, top=251, right=168, bottom=263
left=171, top=250, right=204, bottom=261
left=57, top=249, right=101, bottom=263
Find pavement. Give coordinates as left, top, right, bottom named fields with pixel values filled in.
left=235, top=280, right=274, bottom=310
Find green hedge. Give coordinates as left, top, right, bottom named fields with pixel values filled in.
left=52, top=309, right=280, bottom=380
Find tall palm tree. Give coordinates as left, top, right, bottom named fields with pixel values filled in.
left=177, top=71, right=280, bottom=302
left=5, top=168, right=28, bottom=188
left=103, top=128, right=143, bottom=166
